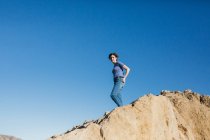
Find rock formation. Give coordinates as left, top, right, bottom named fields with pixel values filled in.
left=0, top=135, right=21, bottom=140
left=48, top=90, right=210, bottom=140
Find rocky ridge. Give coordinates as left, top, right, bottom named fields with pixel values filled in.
left=0, top=135, right=21, bottom=140
left=48, top=89, right=210, bottom=140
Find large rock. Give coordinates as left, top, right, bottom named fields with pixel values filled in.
left=0, top=135, right=21, bottom=140
left=49, top=90, right=210, bottom=140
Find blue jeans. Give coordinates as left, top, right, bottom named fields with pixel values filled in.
left=110, top=77, right=125, bottom=107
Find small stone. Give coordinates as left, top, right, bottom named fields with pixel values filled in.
left=161, top=90, right=171, bottom=95
left=175, top=91, right=182, bottom=94
left=184, top=89, right=192, bottom=93
left=161, top=90, right=170, bottom=93
left=104, top=111, right=110, bottom=116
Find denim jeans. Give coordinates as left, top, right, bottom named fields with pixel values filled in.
left=110, top=77, right=125, bottom=107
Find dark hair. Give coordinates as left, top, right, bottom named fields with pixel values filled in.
left=108, top=52, right=119, bottom=60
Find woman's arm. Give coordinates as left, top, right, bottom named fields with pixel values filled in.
left=122, top=65, right=130, bottom=83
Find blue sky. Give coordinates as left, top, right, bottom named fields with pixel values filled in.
left=0, top=0, right=210, bottom=140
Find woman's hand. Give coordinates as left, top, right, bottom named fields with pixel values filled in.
left=122, top=77, right=126, bottom=83
left=122, top=64, right=130, bottom=83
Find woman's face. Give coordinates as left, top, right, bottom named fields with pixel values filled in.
left=110, top=55, right=117, bottom=63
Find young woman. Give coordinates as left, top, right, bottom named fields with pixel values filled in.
left=108, top=53, right=130, bottom=107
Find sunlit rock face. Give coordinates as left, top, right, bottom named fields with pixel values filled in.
left=48, top=90, right=210, bottom=140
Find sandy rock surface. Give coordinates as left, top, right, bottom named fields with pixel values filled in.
left=48, top=90, right=210, bottom=140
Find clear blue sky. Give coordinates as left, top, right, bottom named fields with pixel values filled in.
left=0, top=0, right=210, bottom=140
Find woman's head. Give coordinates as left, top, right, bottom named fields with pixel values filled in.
left=108, top=52, right=118, bottom=63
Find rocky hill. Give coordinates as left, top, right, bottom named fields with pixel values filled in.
left=48, top=90, right=210, bottom=140
left=0, top=135, right=21, bottom=140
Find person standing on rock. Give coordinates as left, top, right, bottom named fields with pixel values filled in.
left=108, top=53, right=130, bottom=107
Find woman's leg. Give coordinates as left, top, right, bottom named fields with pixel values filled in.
left=110, top=80, right=124, bottom=107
